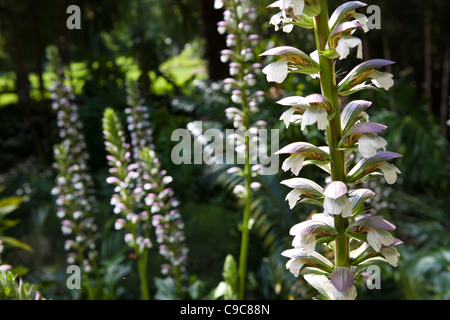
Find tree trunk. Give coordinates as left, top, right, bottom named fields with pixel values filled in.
left=424, top=11, right=432, bottom=112
left=440, top=45, right=450, bottom=138
left=200, top=0, right=228, bottom=81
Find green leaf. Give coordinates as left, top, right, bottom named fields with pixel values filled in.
left=293, top=14, right=315, bottom=29
left=222, top=254, right=238, bottom=287
left=0, top=219, right=20, bottom=232
left=0, top=236, right=33, bottom=252
left=0, top=197, right=24, bottom=217
left=154, top=277, right=181, bottom=300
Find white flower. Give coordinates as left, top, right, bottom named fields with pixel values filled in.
left=272, top=0, right=305, bottom=17
left=323, top=181, right=352, bottom=217
left=285, top=189, right=303, bottom=209
left=378, top=162, right=401, bottom=185
left=162, top=176, right=173, bottom=184
left=292, top=0, right=305, bottom=16
left=309, top=50, right=320, bottom=79
left=301, top=104, right=328, bottom=131
left=335, top=36, right=363, bottom=60
left=323, top=195, right=352, bottom=217
left=292, top=234, right=316, bottom=255
left=304, top=274, right=357, bottom=300
left=280, top=0, right=291, bottom=18
left=285, top=258, right=305, bottom=277
left=358, top=133, right=387, bottom=158
left=269, top=11, right=294, bottom=33
left=371, top=70, right=394, bottom=90
left=281, top=153, right=305, bottom=175
left=367, top=228, right=394, bottom=252
left=352, top=13, right=369, bottom=33
left=214, top=0, right=224, bottom=9
left=279, top=107, right=302, bottom=128
left=381, top=246, right=400, bottom=267
left=262, top=58, right=289, bottom=83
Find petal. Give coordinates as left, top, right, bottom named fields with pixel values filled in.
left=352, top=12, right=369, bottom=32
left=367, top=228, right=394, bottom=252
left=329, top=1, right=368, bottom=30
left=282, top=153, right=305, bottom=175
left=285, top=189, right=302, bottom=209
left=280, top=0, right=292, bottom=19
left=311, top=213, right=335, bottom=227
left=283, top=23, right=294, bottom=33
left=323, top=197, right=340, bottom=216
left=352, top=215, right=396, bottom=230
left=336, top=36, right=362, bottom=60
left=281, top=177, right=324, bottom=195
left=378, top=162, right=401, bottom=185
left=292, top=234, right=316, bottom=255
left=214, top=0, right=224, bottom=9
left=340, top=196, right=353, bottom=218
left=281, top=248, right=307, bottom=259
left=269, top=11, right=283, bottom=27
left=303, top=274, right=334, bottom=300
left=290, top=220, right=323, bottom=236
left=286, top=258, right=305, bottom=277
left=331, top=284, right=357, bottom=300
left=331, top=267, right=355, bottom=292
left=279, top=107, right=302, bottom=128
left=346, top=122, right=387, bottom=135
left=358, top=134, right=387, bottom=158
left=340, top=100, right=372, bottom=131
left=292, top=0, right=305, bottom=16
left=310, top=50, right=319, bottom=64
left=381, top=247, right=400, bottom=267
left=323, top=181, right=348, bottom=199
left=371, top=70, right=394, bottom=90
left=262, top=59, right=289, bottom=83
left=323, top=195, right=352, bottom=217
left=277, top=95, right=306, bottom=106
left=301, top=105, right=328, bottom=130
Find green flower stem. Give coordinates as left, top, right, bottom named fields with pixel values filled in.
left=129, top=217, right=150, bottom=300
left=314, top=0, right=349, bottom=268
left=137, top=249, right=150, bottom=300
left=238, top=106, right=252, bottom=300
left=232, top=2, right=252, bottom=299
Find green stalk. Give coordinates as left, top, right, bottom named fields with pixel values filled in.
left=232, top=2, right=252, bottom=299
left=313, top=0, right=349, bottom=268
left=238, top=106, right=252, bottom=300
left=137, top=251, right=150, bottom=300
left=130, top=222, right=150, bottom=300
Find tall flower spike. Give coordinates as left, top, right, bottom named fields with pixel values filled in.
left=215, top=0, right=268, bottom=299
left=103, top=107, right=152, bottom=300
left=103, top=87, right=190, bottom=297
left=48, top=46, right=100, bottom=299
left=263, top=0, right=402, bottom=300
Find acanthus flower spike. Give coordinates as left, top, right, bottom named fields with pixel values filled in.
left=263, top=0, right=402, bottom=300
